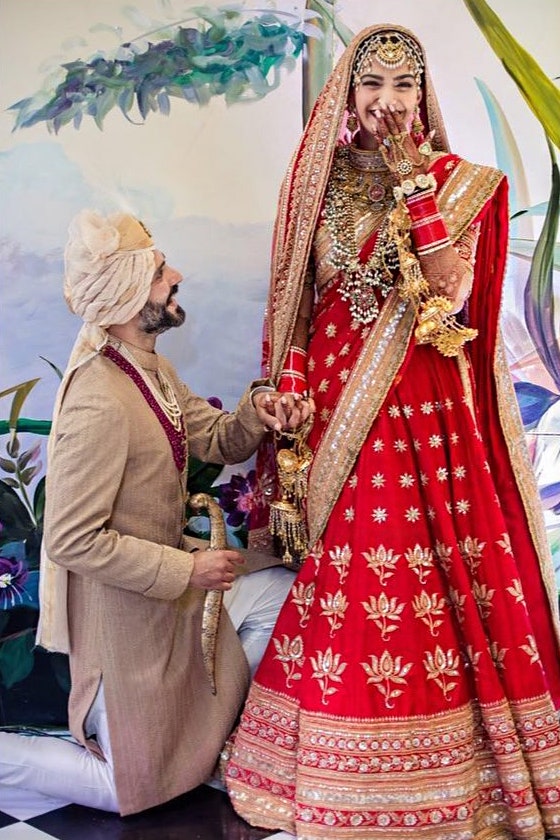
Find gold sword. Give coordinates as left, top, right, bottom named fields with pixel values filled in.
left=189, top=492, right=227, bottom=695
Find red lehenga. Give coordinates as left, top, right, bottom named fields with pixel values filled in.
left=227, top=24, right=560, bottom=840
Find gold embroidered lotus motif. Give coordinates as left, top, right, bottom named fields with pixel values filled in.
left=361, top=650, right=413, bottom=709
left=328, top=543, right=351, bottom=583
left=363, top=545, right=400, bottom=586
left=472, top=580, right=496, bottom=619
left=423, top=646, right=460, bottom=701
left=273, top=633, right=305, bottom=687
left=412, top=590, right=446, bottom=637
left=405, top=544, right=434, bottom=584
left=310, top=647, right=347, bottom=705
left=362, top=592, right=405, bottom=641
left=291, top=581, right=316, bottom=628
left=319, top=589, right=349, bottom=636
left=458, top=535, right=486, bottom=573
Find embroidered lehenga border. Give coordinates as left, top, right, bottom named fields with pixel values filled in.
left=229, top=684, right=560, bottom=839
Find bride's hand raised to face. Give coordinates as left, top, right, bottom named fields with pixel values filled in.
left=373, top=102, right=431, bottom=180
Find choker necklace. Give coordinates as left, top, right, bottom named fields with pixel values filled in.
left=103, top=341, right=186, bottom=473
left=339, top=144, right=394, bottom=211
left=323, top=146, right=399, bottom=325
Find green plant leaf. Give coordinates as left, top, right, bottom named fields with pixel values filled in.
left=523, top=139, right=560, bottom=389
left=186, top=457, right=224, bottom=496
left=0, top=380, right=41, bottom=432
left=462, top=0, right=560, bottom=147
left=511, top=202, right=550, bottom=220
left=309, top=0, right=354, bottom=47
left=301, top=0, right=333, bottom=126
left=33, top=477, right=46, bottom=528
left=0, top=630, right=35, bottom=689
left=509, top=238, right=560, bottom=271
left=0, top=480, right=35, bottom=542
left=39, top=356, right=64, bottom=380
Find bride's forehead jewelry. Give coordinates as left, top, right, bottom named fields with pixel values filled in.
left=352, top=31, right=424, bottom=87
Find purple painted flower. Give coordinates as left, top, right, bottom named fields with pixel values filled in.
left=217, top=470, right=256, bottom=527
left=0, top=548, right=30, bottom=609
left=206, top=396, right=223, bottom=410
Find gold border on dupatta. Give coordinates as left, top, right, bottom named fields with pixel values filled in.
left=437, top=160, right=504, bottom=240
left=494, top=335, right=560, bottom=633
left=307, top=292, right=416, bottom=546
left=268, top=64, right=351, bottom=379
left=437, top=162, right=559, bottom=632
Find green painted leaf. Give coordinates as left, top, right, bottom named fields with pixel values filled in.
left=463, top=0, right=560, bottom=147
left=509, top=238, right=560, bottom=271
left=523, top=140, right=560, bottom=388
left=475, top=78, right=530, bottom=221
left=9, top=10, right=307, bottom=131
left=511, top=202, right=550, bottom=220
left=0, top=380, right=40, bottom=431
left=0, top=481, right=34, bottom=541
left=33, top=477, right=46, bottom=529
left=0, top=631, right=35, bottom=689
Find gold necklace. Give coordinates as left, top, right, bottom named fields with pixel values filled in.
left=323, top=146, right=399, bottom=324
left=341, top=144, right=395, bottom=210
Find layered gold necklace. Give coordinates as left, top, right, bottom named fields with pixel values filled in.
left=323, top=144, right=399, bottom=324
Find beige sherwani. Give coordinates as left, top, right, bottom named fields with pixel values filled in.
left=43, top=341, right=271, bottom=815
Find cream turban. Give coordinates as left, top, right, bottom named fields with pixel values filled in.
left=37, top=209, right=156, bottom=653
left=64, top=209, right=156, bottom=327
left=60, top=209, right=156, bottom=370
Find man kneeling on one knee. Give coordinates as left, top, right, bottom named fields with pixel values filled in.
left=0, top=210, right=311, bottom=815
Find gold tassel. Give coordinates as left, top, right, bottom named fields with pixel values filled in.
left=387, top=200, right=478, bottom=357
left=415, top=296, right=478, bottom=357
left=269, top=420, right=313, bottom=570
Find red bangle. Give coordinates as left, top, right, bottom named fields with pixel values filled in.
left=277, top=346, right=308, bottom=395
left=406, top=190, right=450, bottom=256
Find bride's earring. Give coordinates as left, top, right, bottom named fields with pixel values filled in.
left=347, top=109, right=358, bottom=133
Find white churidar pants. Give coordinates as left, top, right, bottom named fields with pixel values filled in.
left=0, top=565, right=294, bottom=812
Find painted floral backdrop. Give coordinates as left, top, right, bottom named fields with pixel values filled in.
left=1, top=0, right=558, bottom=725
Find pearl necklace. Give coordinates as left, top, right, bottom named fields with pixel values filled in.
left=113, top=341, right=182, bottom=431
left=323, top=145, right=400, bottom=325
left=103, top=341, right=186, bottom=473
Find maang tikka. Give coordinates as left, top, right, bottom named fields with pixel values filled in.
left=352, top=31, right=424, bottom=88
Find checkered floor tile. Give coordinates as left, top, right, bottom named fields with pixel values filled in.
left=0, top=783, right=293, bottom=839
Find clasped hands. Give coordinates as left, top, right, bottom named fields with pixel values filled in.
left=253, top=391, right=315, bottom=434
left=189, top=390, right=315, bottom=593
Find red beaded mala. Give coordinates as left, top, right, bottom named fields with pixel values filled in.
left=102, top=344, right=187, bottom=473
